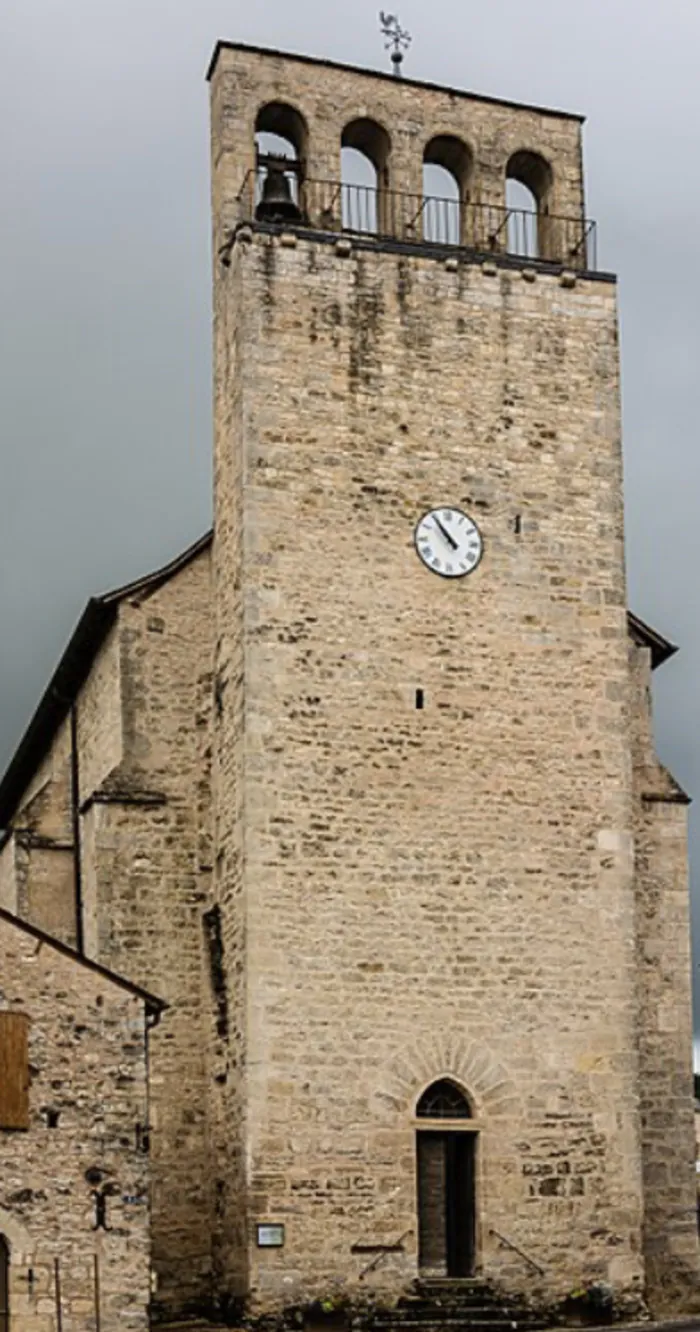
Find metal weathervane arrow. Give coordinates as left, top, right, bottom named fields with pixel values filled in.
left=379, top=12, right=412, bottom=76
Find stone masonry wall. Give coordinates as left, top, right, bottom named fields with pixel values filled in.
left=5, top=551, right=216, bottom=1319
left=209, top=44, right=586, bottom=259
left=0, top=717, right=76, bottom=944
left=77, top=624, right=123, bottom=801
left=212, top=216, right=645, bottom=1314
left=0, top=836, right=15, bottom=911
left=211, top=240, right=249, bottom=1300
left=0, top=912, right=152, bottom=1332
left=630, top=644, right=700, bottom=1312
left=78, top=554, right=215, bottom=1317
left=0, top=626, right=122, bottom=946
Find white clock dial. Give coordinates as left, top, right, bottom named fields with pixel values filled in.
left=414, top=507, right=483, bottom=578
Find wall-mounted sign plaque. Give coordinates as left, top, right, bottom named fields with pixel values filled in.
left=256, top=1223, right=285, bottom=1248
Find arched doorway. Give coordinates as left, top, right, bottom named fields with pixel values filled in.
left=0, top=1236, right=9, bottom=1332
left=416, top=1080, right=476, bottom=1277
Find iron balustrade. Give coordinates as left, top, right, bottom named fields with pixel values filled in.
left=489, top=1227, right=545, bottom=1276
left=238, top=169, right=598, bottom=271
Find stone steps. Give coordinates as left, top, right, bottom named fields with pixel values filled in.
left=377, top=1307, right=541, bottom=1324
left=152, top=1280, right=552, bottom=1332
left=394, top=1299, right=534, bottom=1314
left=373, top=1321, right=533, bottom=1332
left=366, top=1279, right=552, bottom=1332
left=379, top=1312, right=544, bottom=1322
left=152, top=1322, right=235, bottom=1332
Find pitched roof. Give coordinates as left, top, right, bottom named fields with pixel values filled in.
left=0, top=527, right=677, bottom=826
left=0, top=532, right=212, bottom=828
left=0, top=905, right=166, bottom=1013
left=627, top=611, right=677, bottom=668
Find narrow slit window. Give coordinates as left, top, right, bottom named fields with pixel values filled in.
left=416, top=689, right=425, bottom=710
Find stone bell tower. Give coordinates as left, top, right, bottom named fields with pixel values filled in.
left=207, top=40, right=698, bottom=1318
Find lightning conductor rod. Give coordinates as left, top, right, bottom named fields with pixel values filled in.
left=379, top=12, right=412, bottom=77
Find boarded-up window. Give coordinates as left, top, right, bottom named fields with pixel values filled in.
left=0, top=1013, right=30, bottom=1130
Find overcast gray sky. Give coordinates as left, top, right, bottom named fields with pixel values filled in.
left=2, top=0, right=700, bottom=1027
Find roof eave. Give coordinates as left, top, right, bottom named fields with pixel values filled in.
left=0, top=598, right=117, bottom=828
left=627, top=610, right=678, bottom=670
left=205, top=40, right=586, bottom=123
left=0, top=905, right=166, bottom=1011
left=0, top=531, right=213, bottom=830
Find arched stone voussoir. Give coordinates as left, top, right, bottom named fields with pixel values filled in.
left=0, top=1206, right=34, bottom=1260
left=379, top=1035, right=517, bottom=1119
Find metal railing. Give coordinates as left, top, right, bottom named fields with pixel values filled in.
left=489, top=1227, right=545, bottom=1276
left=352, top=1228, right=413, bottom=1280
left=238, top=169, right=598, bottom=271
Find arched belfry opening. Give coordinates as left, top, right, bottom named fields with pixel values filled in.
left=341, top=118, right=391, bottom=234
left=416, top=1080, right=477, bottom=1276
left=422, top=136, right=472, bottom=246
left=254, top=102, right=307, bottom=222
left=506, top=149, right=553, bottom=259
left=0, top=1237, right=8, bottom=1332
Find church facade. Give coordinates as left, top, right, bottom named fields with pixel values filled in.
left=0, top=39, right=698, bottom=1331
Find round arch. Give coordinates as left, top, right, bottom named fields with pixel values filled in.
left=340, top=117, right=392, bottom=234
left=422, top=135, right=472, bottom=245
left=506, top=149, right=553, bottom=209
left=341, top=117, right=391, bottom=177
left=0, top=1209, right=32, bottom=1257
left=255, top=101, right=308, bottom=165
left=254, top=102, right=308, bottom=221
left=506, top=149, right=554, bottom=258
left=424, top=134, right=472, bottom=193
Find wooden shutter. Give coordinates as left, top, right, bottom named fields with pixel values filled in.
left=0, top=1012, right=30, bottom=1130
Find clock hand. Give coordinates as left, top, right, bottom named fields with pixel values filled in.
left=433, top=515, right=458, bottom=551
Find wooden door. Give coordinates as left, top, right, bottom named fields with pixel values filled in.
left=417, top=1132, right=476, bottom=1276
left=0, top=1236, right=9, bottom=1332
left=445, top=1133, right=475, bottom=1277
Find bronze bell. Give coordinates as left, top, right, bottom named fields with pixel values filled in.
left=256, top=163, right=302, bottom=222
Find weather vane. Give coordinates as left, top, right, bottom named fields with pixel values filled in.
left=379, top=12, right=412, bottom=77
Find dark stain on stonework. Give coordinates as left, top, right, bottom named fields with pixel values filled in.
left=396, top=257, right=412, bottom=317
left=260, top=240, right=276, bottom=316
left=203, top=904, right=229, bottom=1040
left=6, top=1187, right=45, bottom=1205
left=325, top=300, right=343, bottom=349
left=348, top=255, right=384, bottom=391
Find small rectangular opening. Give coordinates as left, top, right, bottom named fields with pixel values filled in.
left=416, top=689, right=425, bottom=710
left=514, top=514, right=522, bottom=535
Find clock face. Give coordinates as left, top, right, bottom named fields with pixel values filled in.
left=414, top=507, right=483, bottom=578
